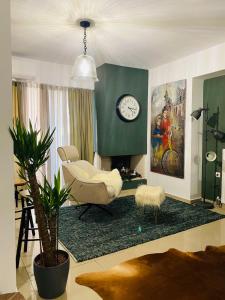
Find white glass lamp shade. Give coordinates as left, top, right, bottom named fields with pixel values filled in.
left=71, top=54, right=98, bottom=82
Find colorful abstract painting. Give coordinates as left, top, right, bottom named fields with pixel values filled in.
left=151, top=80, right=186, bottom=178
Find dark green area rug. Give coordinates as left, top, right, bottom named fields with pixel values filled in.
left=58, top=196, right=225, bottom=262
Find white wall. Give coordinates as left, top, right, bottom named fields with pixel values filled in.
left=12, top=56, right=94, bottom=90
left=12, top=42, right=225, bottom=201
left=147, top=42, right=225, bottom=200
left=0, top=0, right=17, bottom=293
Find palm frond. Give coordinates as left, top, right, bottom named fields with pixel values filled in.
left=39, top=171, right=71, bottom=217
left=9, top=119, right=55, bottom=175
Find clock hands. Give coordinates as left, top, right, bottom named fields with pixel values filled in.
left=128, top=106, right=137, bottom=112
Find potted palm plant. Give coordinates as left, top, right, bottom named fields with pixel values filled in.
left=10, top=120, right=71, bottom=299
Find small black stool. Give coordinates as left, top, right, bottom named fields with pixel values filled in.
left=16, top=205, right=40, bottom=268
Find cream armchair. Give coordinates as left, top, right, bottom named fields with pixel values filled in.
left=57, top=146, right=122, bottom=219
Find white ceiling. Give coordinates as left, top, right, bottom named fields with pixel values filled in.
left=11, top=0, right=225, bottom=69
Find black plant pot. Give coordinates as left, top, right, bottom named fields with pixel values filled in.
left=34, top=250, right=69, bottom=299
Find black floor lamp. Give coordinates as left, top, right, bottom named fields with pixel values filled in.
left=191, top=105, right=225, bottom=209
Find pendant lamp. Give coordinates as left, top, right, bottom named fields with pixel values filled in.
left=71, top=20, right=98, bottom=85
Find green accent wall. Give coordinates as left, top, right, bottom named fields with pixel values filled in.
left=95, top=63, right=148, bottom=156
left=202, top=75, right=225, bottom=200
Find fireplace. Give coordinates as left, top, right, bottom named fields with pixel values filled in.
left=94, top=154, right=145, bottom=180
left=111, top=155, right=130, bottom=172
left=110, top=155, right=140, bottom=180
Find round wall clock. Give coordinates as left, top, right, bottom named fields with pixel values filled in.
left=116, top=94, right=140, bottom=122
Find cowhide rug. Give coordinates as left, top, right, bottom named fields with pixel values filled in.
left=0, top=293, right=25, bottom=300
left=76, top=245, right=225, bottom=300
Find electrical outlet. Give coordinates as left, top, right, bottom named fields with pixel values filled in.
left=216, top=172, right=221, bottom=178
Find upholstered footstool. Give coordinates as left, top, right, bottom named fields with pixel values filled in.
left=135, top=185, right=165, bottom=224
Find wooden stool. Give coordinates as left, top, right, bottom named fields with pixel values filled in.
left=16, top=205, right=39, bottom=268
left=14, top=179, right=27, bottom=207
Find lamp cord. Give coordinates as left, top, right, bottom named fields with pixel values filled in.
left=83, top=27, right=87, bottom=55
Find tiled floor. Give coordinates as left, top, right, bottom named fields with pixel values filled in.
left=16, top=190, right=225, bottom=299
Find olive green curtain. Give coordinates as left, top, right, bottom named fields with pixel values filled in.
left=12, top=82, right=21, bottom=124
left=12, top=81, right=31, bottom=127
left=68, top=88, right=94, bottom=163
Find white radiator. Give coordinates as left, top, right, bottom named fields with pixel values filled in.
left=221, top=149, right=225, bottom=203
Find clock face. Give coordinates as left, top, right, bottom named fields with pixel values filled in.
left=116, top=95, right=140, bottom=121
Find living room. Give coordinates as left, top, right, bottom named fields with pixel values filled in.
left=2, top=1, right=225, bottom=299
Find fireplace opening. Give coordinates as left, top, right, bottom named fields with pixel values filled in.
left=111, top=155, right=141, bottom=180
left=111, top=155, right=130, bottom=171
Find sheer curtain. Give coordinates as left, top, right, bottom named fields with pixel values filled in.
left=40, top=84, right=51, bottom=180
left=14, top=82, right=44, bottom=181
left=17, top=82, right=41, bottom=129
left=48, top=86, right=70, bottom=183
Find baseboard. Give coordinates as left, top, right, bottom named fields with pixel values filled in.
left=121, top=187, right=205, bottom=205
left=165, top=193, right=193, bottom=204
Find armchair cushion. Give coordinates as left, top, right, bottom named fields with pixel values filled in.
left=91, top=169, right=122, bottom=197
left=66, top=163, right=90, bottom=180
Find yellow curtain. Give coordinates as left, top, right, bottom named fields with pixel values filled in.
left=12, top=82, right=20, bottom=124
left=12, top=82, right=25, bottom=185
left=68, top=88, right=94, bottom=163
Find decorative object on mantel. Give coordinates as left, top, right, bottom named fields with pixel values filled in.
left=151, top=80, right=186, bottom=178
left=191, top=105, right=225, bottom=209
left=111, top=155, right=141, bottom=180
left=76, top=245, right=225, bottom=300
left=120, top=168, right=141, bottom=181
left=58, top=196, right=224, bottom=262
left=71, top=19, right=98, bottom=86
